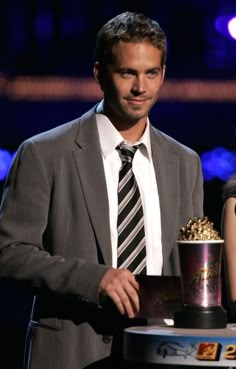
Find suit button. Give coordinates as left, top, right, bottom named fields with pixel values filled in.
left=102, top=335, right=112, bottom=344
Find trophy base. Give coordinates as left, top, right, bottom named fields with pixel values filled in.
left=174, top=305, right=227, bottom=329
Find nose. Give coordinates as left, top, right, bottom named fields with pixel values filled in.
left=131, top=75, right=146, bottom=95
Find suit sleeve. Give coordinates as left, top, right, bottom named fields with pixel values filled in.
left=0, top=140, right=109, bottom=305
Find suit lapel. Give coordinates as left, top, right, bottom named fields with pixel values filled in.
left=150, top=127, right=180, bottom=269
left=73, top=108, right=112, bottom=266
left=72, top=111, right=180, bottom=269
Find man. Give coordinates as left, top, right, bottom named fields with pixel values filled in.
left=0, top=11, right=204, bottom=369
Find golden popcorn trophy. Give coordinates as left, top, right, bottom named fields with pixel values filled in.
left=174, top=217, right=227, bottom=329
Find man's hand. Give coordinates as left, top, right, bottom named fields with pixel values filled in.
left=99, top=268, right=140, bottom=318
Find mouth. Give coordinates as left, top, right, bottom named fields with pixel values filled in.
left=126, top=98, right=149, bottom=106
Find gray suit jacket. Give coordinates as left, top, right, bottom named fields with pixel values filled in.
left=0, top=104, right=204, bottom=369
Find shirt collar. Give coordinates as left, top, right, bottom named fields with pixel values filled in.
left=96, top=101, right=152, bottom=160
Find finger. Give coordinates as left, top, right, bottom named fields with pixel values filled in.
left=113, top=277, right=140, bottom=317
left=107, top=290, right=126, bottom=315
left=105, top=277, right=139, bottom=317
left=119, top=270, right=140, bottom=315
left=99, top=269, right=140, bottom=317
left=123, top=282, right=140, bottom=316
left=112, top=289, right=137, bottom=318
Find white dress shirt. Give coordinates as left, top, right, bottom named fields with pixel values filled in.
left=96, top=103, right=163, bottom=275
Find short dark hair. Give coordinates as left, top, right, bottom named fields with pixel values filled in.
left=95, top=11, right=167, bottom=68
left=222, top=175, right=236, bottom=203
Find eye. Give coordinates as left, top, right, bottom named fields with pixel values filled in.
left=147, top=69, right=161, bottom=78
left=119, top=69, right=135, bottom=78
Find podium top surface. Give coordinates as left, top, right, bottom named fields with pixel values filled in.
left=125, top=323, right=236, bottom=337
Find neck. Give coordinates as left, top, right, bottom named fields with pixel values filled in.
left=113, top=121, right=147, bottom=144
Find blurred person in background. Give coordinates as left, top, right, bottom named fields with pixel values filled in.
left=222, top=175, right=236, bottom=322
left=0, top=11, right=204, bottom=369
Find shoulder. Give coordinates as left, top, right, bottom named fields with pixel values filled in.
left=18, top=104, right=97, bottom=152
left=151, top=125, right=200, bottom=160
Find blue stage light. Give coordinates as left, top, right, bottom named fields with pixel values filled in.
left=201, top=147, right=236, bottom=181
left=0, top=149, right=14, bottom=181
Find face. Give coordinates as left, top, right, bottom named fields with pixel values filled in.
left=94, top=41, right=165, bottom=129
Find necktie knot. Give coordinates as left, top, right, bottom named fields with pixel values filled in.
left=116, top=143, right=138, bottom=164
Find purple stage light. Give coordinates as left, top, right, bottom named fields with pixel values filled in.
left=228, top=17, right=236, bottom=40
left=215, top=16, right=228, bottom=36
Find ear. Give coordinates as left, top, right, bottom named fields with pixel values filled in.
left=93, top=62, right=104, bottom=90
left=161, top=65, right=166, bottom=85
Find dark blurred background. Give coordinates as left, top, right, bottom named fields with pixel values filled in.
left=0, top=1, right=236, bottom=368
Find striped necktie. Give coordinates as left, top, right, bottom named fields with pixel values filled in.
left=116, top=143, right=146, bottom=275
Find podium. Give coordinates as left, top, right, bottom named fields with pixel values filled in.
left=124, top=323, right=236, bottom=367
